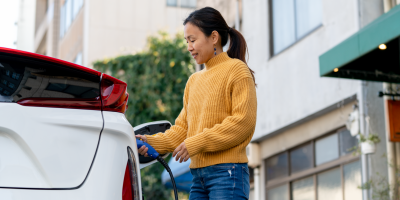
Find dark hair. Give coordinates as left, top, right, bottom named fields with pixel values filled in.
left=183, top=7, right=256, bottom=85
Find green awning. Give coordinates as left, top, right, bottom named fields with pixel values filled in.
left=319, top=4, right=400, bottom=83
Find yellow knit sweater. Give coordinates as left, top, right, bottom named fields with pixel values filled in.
left=145, top=52, right=257, bottom=169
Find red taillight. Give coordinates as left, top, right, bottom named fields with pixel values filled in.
left=126, top=147, right=140, bottom=200
left=122, top=163, right=133, bottom=200
left=101, top=74, right=129, bottom=113
left=18, top=74, right=129, bottom=113
left=17, top=98, right=101, bottom=110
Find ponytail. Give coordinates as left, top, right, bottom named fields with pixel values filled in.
left=184, top=7, right=256, bottom=86
left=227, top=28, right=256, bottom=86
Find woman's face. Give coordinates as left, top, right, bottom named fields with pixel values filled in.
left=184, top=22, right=217, bottom=65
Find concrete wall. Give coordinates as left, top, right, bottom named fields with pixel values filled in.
left=242, top=0, right=361, bottom=141
left=359, top=0, right=384, bottom=27
left=242, top=0, right=390, bottom=199
left=83, top=0, right=194, bottom=67
left=357, top=1, right=388, bottom=199
left=363, top=82, right=389, bottom=194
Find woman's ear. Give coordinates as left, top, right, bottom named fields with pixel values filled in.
left=211, top=30, right=219, bottom=45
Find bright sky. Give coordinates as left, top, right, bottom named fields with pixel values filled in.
left=0, top=0, right=19, bottom=49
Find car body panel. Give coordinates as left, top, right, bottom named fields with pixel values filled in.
left=0, top=113, right=142, bottom=199
left=0, top=104, right=102, bottom=188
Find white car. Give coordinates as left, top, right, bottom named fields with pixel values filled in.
left=0, top=47, right=170, bottom=200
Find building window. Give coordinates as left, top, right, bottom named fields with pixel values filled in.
left=343, top=161, right=363, bottom=199
left=291, top=176, right=314, bottom=200
left=265, top=128, right=361, bottom=200
left=60, top=0, right=84, bottom=38
left=267, top=184, right=289, bottom=200
left=317, top=168, right=342, bottom=200
left=270, top=0, right=322, bottom=55
left=73, top=52, right=82, bottom=65
left=315, top=133, right=339, bottom=165
left=266, top=152, right=288, bottom=181
left=290, top=142, right=313, bottom=174
left=167, top=0, right=196, bottom=8
left=339, top=128, right=358, bottom=156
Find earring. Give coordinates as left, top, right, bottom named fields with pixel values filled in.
left=214, top=46, right=216, bottom=55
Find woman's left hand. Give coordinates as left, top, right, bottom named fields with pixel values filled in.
left=173, top=142, right=190, bottom=163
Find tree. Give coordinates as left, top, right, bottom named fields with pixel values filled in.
left=93, top=31, right=194, bottom=200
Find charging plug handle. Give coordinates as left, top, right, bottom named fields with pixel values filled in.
left=136, top=139, right=178, bottom=200
left=136, top=139, right=159, bottom=159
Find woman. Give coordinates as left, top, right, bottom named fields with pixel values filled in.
left=136, top=7, right=257, bottom=200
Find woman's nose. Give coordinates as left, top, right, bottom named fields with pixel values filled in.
left=187, top=44, right=193, bottom=51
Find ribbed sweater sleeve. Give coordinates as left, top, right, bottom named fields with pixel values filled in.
left=145, top=77, right=191, bottom=154
left=184, top=77, right=257, bottom=157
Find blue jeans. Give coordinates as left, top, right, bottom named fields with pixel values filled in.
left=189, top=163, right=250, bottom=200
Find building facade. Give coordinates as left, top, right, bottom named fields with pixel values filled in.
left=30, top=0, right=196, bottom=67
left=21, top=0, right=400, bottom=199
left=242, top=0, right=400, bottom=199
left=17, top=0, right=37, bottom=52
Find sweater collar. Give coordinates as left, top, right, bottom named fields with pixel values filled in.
left=205, top=52, right=230, bottom=70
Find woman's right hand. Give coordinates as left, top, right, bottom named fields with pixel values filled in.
left=135, top=135, right=149, bottom=157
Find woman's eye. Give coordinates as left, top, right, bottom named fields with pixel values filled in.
left=191, top=40, right=195, bottom=43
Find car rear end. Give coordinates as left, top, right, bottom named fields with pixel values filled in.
left=0, top=47, right=142, bottom=200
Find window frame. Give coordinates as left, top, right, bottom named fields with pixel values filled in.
left=264, top=127, right=360, bottom=200
left=166, top=0, right=177, bottom=7
left=166, top=0, right=197, bottom=8
left=268, top=0, right=323, bottom=57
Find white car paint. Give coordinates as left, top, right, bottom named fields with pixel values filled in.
left=0, top=103, right=102, bottom=188
left=0, top=111, right=142, bottom=199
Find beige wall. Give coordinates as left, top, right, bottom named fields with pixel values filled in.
left=83, top=0, right=195, bottom=67
left=35, top=0, right=48, bottom=33
left=32, top=0, right=240, bottom=67
left=33, top=0, right=197, bottom=67
left=32, top=0, right=240, bottom=68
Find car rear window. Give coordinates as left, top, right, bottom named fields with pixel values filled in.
left=0, top=54, right=100, bottom=103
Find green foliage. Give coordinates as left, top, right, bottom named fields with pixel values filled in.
left=94, top=31, right=195, bottom=126
left=93, top=31, right=195, bottom=200
left=351, top=133, right=381, bottom=156
left=359, top=133, right=381, bottom=144
left=140, top=155, right=173, bottom=199
left=359, top=157, right=400, bottom=200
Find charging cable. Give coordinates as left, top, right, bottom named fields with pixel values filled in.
left=136, top=139, right=179, bottom=200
